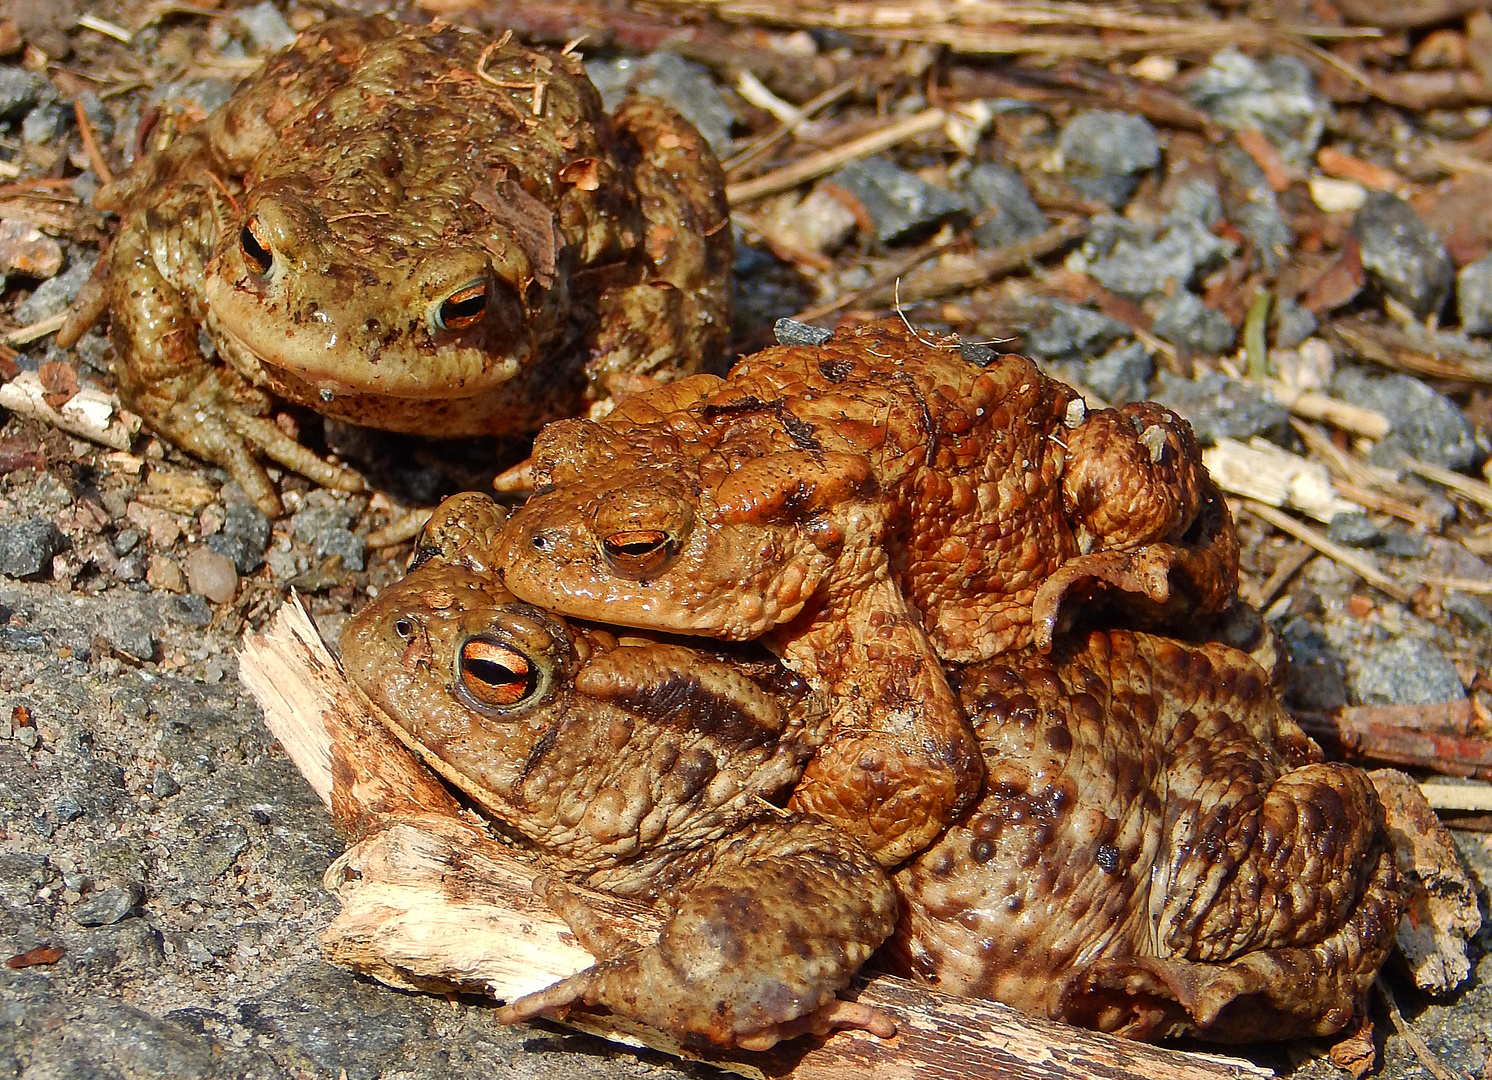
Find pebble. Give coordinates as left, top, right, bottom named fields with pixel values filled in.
left=1015, top=297, right=1130, bottom=360
left=72, top=884, right=142, bottom=928
left=0, top=219, right=63, bottom=280
left=1271, top=297, right=1318, bottom=349
left=774, top=318, right=833, bottom=348
left=590, top=52, right=737, bottom=152
left=205, top=534, right=262, bottom=575
left=1164, top=177, right=1223, bottom=229
left=1351, top=636, right=1466, bottom=705
left=964, top=163, right=1047, bottom=249
left=0, top=518, right=65, bottom=580
left=162, top=593, right=213, bottom=627
left=1352, top=192, right=1455, bottom=319
left=1086, top=220, right=1235, bottom=300
left=1333, top=368, right=1487, bottom=471
left=1056, top=110, right=1159, bottom=207
left=826, top=157, right=969, bottom=245
left=235, top=1, right=297, bottom=53
left=1278, top=616, right=1349, bottom=712
left=15, top=257, right=95, bottom=324
left=317, top=529, right=366, bottom=573
left=1148, top=291, right=1237, bottom=354
left=151, top=766, right=181, bottom=799
left=1081, top=340, right=1153, bottom=405
left=22, top=101, right=67, bottom=144
left=0, top=65, right=47, bottom=122
left=1152, top=370, right=1290, bottom=445
left=1445, top=592, right=1492, bottom=637
left=182, top=547, right=238, bottom=604
left=1326, top=512, right=1384, bottom=548
left=770, top=188, right=858, bottom=254
left=1186, top=49, right=1330, bottom=167
left=1218, top=145, right=1293, bottom=270
left=1456, top=253, right=1492, bottom=334
left=145, top=554, right=185, bottom=594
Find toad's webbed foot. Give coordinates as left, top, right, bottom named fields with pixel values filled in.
left=498, top=817, right=898, bottom=1048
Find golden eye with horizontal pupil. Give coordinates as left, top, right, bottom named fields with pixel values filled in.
left=458, top=638, right=538, bottom=707
left=240, top=218, right=273, bottom=275
left=435, top=280, right=489, bottom=331
left=601, top=529, right=675, bottom=576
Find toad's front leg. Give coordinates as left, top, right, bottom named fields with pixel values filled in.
left=498, top=817, right=898, bottom=1050
left=62, top=221, right=362, bottom=518
left=783, top=572, right=984, bottom=867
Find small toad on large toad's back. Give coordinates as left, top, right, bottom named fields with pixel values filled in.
left=495, top=319, right=1239, bottom=866
left=59, top=16, right=731, bottom=516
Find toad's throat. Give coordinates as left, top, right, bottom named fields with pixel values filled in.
left=210, top=319, right=523, bottom=404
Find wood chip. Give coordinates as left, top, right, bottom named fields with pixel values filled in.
left=1204, top=438, right=1359, bottom=522
left=0, top=370, right=141, bottom=451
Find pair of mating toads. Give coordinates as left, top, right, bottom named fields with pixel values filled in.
left=63, top=13, right=1446, bottom=1057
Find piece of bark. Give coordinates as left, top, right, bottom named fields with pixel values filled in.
left=1295, top=701, right=1492, bottom=780
left=239, top=597, right=1271, bottom=1080
left=1368, top=770, right=1482, bottom=995
left=0, top=369, right=141, bottom=451
left=1204, top=438, right=1361, bottom=523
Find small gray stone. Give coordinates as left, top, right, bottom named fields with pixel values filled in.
left=317, top=528, right=366, bottom=573
left=1378, top=529, right=1429, bottom=558
left=1279, top=616, right=1349, bottom=712
left=290, top=497, right=355, bottom=545
left=1164, top=177, right=1223, bottom=229
left=1057, top=110, right=1160, bottom=207
left=0, top=518, right=65, bottom=580
left=827, top=157, right=969, bottom=245
left=1271, top=297, right=1317, bottom=349
left=235, top=1, right=297, bottom=53
left=151, top=766, right=181, bottom=799
left=74, top=91, right=113, bottom=147
left=113, top=528, right=142, bottom=556
left=1087, top=220, right=1235, bottom=300
left=53, top=794, right=85, bottom=822
left=1081, top=340, right=1153, bottom=404
left=1445, top=592, right=1492, bottom=637
left=1186, top=49, right=1330, bottom=167
left=1078, top=212, right=1155, bottom=261
left=773, top=318, right=833, bottom=348
left=0, top=66, right=48, bottom=122
left=162, top=593, right=212, bottom=628
left=1353, top=192, right=1454, bottom=319
left=223, top=499, right=272, bottom=548
left=1326, top=512, right=1384, bottom=548
left=1456, top=253, right=1492, bottom=335
left=15, top=257, right=96, bottom=325
left=1333, top=368, right=1487, bottom=471
left=1218, top=145, right=1293, bottom=271
left=1149, top=291, right=1237, bottom=354
left=1352, top=636, right=1466, bottom=706
left=964, top=163, right=1047, bottom=249
left=627, top=52, right=737, bottom=152
left=72, top=884, right=142, bottom=927
left=1015, top=298, right=1130, bottom=360
left=1152, top=369, right=1290, bottom=445
left=21, top=101, right=66, bottom=144
left=205, top=533, right=263, bottom=575
left=959, top=341, right=997, bottom=367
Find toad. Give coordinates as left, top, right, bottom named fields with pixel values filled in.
left=898, top=630, right=1401, bottom=1041
left=58, top=16, right=731, bottom=516
left=494, top=319, right=1238, bottom=865
left=340, top=491, right=899, bottom=1050
left=347, top=492, right=1403, bottom=1046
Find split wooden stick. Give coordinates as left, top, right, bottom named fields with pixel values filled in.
left=239, top=597, right=1271, bottom=1080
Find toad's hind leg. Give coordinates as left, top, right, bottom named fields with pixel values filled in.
left=99, top=225, right=361, bottom=517
left=498, top=818, right=898, bottom=1049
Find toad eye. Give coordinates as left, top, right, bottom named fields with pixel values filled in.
left=435, top=280, right=489, bottom=331
left=458, top=637, right=542, bottom=710
left=394, top=618, right=414, bottom=639
left=240, top=217, right=273, bottom=276
left=601, top=529, right=677, bottom=577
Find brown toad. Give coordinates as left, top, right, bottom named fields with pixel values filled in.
left=349, top=492, right=1405, bottom=1046
left=898, top=630, right=1402, bottom=1042
left=58, top=16, right=731, bottom=516
left=340, top=492, right=898, bottom=1050
left=494, top=318, right=1238, bottom=865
